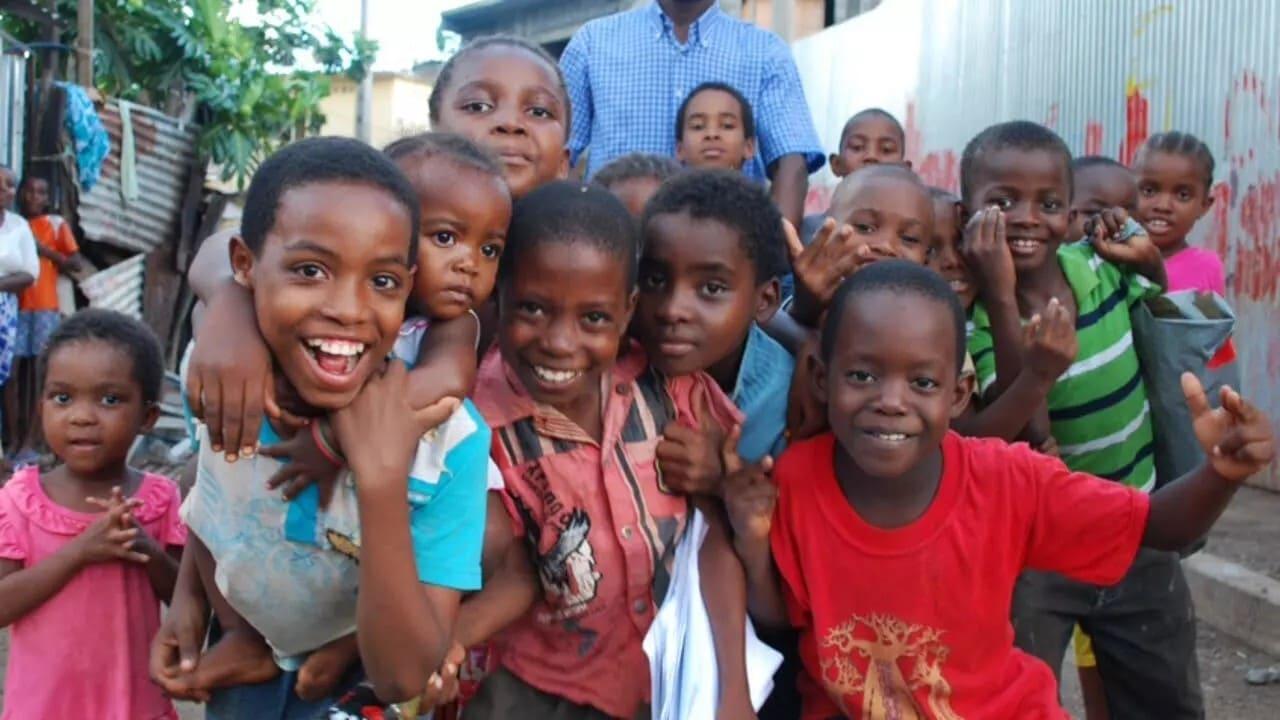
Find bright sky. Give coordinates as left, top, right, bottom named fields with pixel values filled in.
left=315, top=0, right=474, bottom=71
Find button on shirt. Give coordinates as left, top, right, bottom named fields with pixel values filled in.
left=561, top=1, right=825, bottom=181
left=474, top=344, right=741, bottom=718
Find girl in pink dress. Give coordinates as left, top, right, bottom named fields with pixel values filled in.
left=0, top=309, right=185, bottom=720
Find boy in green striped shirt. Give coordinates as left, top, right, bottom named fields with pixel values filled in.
left=961, top=121, right=1200, bottom=719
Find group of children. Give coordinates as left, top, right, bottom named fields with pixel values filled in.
left=0, top=32, right=1273, bottom=720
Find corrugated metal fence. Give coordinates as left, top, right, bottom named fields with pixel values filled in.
left=792, top=0, right=1280, bottom=488
left=77, top=100, right=199, bottom=254
left=0, top=37, right=26, bottom=171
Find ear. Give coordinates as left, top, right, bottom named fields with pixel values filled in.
left=808, top=343, right=828, bottom=400
left=829, top=153, right=847, bottom=178
left=950, top=367, right=975, bottom=420
left=228, top=235, right=256, bottom=289
left=621, top=287, right=639, bottom=328
left=557, top=147, right=570, bottom=180
left=1200, top=192, right=1215, bottom=216
left=676, top=140, right=690, bottom=164
left=754, top=278, right=781, bottom=324
left=1067, top=208, right=1079, bottom=228
left=140, top=401, right=161, bottom=434
left=743, top=137, right=757, bottom=161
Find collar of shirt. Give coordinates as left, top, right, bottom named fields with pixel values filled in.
left=648, top=0, right=722, bottom=50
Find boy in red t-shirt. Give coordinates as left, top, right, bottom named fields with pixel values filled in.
left=727, top=260, right=1274, bottom=719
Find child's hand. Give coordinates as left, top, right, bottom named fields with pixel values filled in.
left=261, top=420, right=343, bottom=509
left=186, top=290, right=273, bottom=462
left=332, top=361, right=461, bottom=489
left=1183, top=373, right=1275, bottom=483
left=416, top=642, right=466, bottom=710
left=1086, top=208, right=1158, bottom=267
left=961, top=207, right=1016, bottom=302
left=1023, top=297, right=1078, bottom=383
left=71, top=495, right=149, bottom=566
left=658, top=387, right=726, bottom=496
left=786, top=217, right=868, bottom=327
left=89, top=486, right=167, bottom=561
left=786, top=335, right=828, bottom=442
left=722, top=427, right=777, bottom=549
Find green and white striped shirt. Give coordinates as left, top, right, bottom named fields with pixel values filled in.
left=968, top=242, right=1162, bottom=492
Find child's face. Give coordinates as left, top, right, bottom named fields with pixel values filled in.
left=926, top=197, right=976, bottom=308
left=434, top=46, right=569, bottom=199
left=0, top=169, right=16, bottom=209
left=499, top=242, right=635, bottom=420
left=231, top=182, right=414, bottom=411
left=18, top=177, right=49, bottom=217
left=677, top=89, right=755, bottom=171
left=634, top=212, right=777, bottom=382
left=831, top=117, right=904, bottom=177
left=41, top=340, right=158, bottom=477
left=1070, top=165, right=1137, bottom=239
left=828, top=172, right=933, bottom=268
left=817, top=290, right=970, bottom=481
left=401, top=155, right=511, bottom=320
left=1133, top=150, right=1214, bottom=251
left=966, top=148, right=1072, bottom=275
left=608, top=177, right=664, bottom=218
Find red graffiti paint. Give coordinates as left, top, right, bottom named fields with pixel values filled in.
left=1084, top=121, right=1103, bottom=157
left=1119, top=86, right=1149, bottom=166
left=1235, top=172, right=1280, bottom=301
left=1045, top=103, right=1060, bottom=130
left=1209, top=181, right=1232, bottom=258
left=917, top=150, right=959, bottom=194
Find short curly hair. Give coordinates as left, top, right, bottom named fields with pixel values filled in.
left=592, top=153, right=683, bottom=191
left=39, top=309, right=165, bottom=406
left=641, top=169, right=788, bottom=284
left=428, top=35, right=571, bottom=132
left=959, top=120, right=1073, bottom=206
left=675, top=82, right=756, bottom=142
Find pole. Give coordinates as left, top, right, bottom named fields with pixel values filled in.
left=771, top=0, right=794, bottom=41
left=355, top=0, right=373, bottom=143
left=76, top=0, right=93, bottom=87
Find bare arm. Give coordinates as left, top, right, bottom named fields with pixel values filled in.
left=453, top=506, right=538, bottom=649
left=139, top=543, right=182, bottom=604
left=187, top=229, right=237, bottom=303
left=695, top=498, right=754, bottom=716
left=768, top=154, right=809, bottom=230
left=1143, top=465, right=1239, bottom=551
left=406, top=312, right=480, bottom=410
left=952, top=370, right=1055, bottom=441
left=0, top=272, right=34, bottom=293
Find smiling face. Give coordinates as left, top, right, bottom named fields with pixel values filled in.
left=1070, top=163, right=1137, bottom=239
left=1133, top=150, right=1214, bottom=253
left=498, top=241, right=635, bottom=429
left=832, top=115, right=905, bottom=177
left=41, top=340, right=157, bottom=477
left=677, top=89, right=755, bottom=171
left=232, top=182, right=414, bottom=411
left=926, top=195, right=976, bottom=308
left=634, top=211, right=776, bottom=386
left=967, top=148, right=1072, bottom=274
left=828, top=170, right=934, bottom=268
left=818, top=289, right=970, bottom=481
left=399, top=155, right=511, bottom=320
left=432, top=45, right=569, bottom=198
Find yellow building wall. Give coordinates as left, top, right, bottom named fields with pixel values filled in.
left=319, top=75, right=433, bottom=148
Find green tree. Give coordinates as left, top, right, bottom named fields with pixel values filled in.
left=4, top=0, right=377, bottom=186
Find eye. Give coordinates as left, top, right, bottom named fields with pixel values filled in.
left=1042, top=199, right=1064, bottom=212
left=1140, top=185, right=1157, bottom=197
left=517, top=301, right=543, bottom=317
left=912, top=377, right=940, bottom=391
left=461, top=100, right=493, bottom=114
left=1177, top=189, right=1194, bottom=201
left=853, top=222, right=876, bottom=234
left=372, top=274, right=401, bottom=291
left=431, top=231, right=458, bottom=248
left=702, top=280, right=728, bottom=296
left=101, top=393, right=122, bottom=406
left=847, top=370, right=875, bottom=384
left=292, top=262, right=327, bottom=280
left=639, top=269, right=666, bottom=291
left=584, top=311, right=610, bottom=325
left=527, top=106, right=553, bottom=120
left=992, top=197, right=1014, bottom=210
left=51, top=392, right=71, bottom=405
left=900, top=234, right=922, bottom=245
left=481, top=243, right=503, bottom=260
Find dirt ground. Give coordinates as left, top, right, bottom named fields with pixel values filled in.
left=1203, top=485, right=1280, bottom=581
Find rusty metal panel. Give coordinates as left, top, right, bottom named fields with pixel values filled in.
left=77, top=100, right=199, bottom=254
left=80, top=252, right=145, bottom=319
left=792, top=0, right=1280, bottom=488
left=0, top=37, right=26, bottom=171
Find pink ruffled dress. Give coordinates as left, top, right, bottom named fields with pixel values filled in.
left=0, top=467, right=187, bottom=720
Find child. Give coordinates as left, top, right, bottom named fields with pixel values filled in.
left=5, top=176, right=84, bottom=462
left=0, top=308, right=185, bottom=719
left=829, top=108, right=906, bottom=178
left=961, top=121, right=1207, bottom=718
left=0, top=164, right=38, bottom=453
left=157, top=137, right=490, bottom=716
left=731, top=259, right=1273, bottom=718
left=633, top=169, right=796, bottom=718
left=1132, top=132, right=1225, bottom=293
left=463, top=181, right=742, bottom=719
left=1069, top=156, right=1138, bottom=240
left=593, top=152, right=683, bottom=218
left=428, top=34, right=572, bottom=199
left=676, top=82, right=757, bottom=172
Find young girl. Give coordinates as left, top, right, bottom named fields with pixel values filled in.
left=5, top=176, right=84, bottom=462
left=593, top=152, right=683, bottom=218
left=0, top=164, right=39, bottom=454
left=1132, top=132, right=1225, bottom=294
left=463, top=181, right=742, bottom=720
left=0, top=308, right=184, bottom=719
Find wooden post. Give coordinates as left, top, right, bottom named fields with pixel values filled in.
left=76, top=0, right=93, bottom=86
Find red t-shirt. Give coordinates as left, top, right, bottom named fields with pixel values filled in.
left=770, top=432, right=1151, bottom=719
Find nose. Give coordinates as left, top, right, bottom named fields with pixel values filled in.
left=1151, top=192, right=1175, bottom=213
left=453, top=248, right=479, bottom=278
left=321, top=276, right=368, bottom=326
left=67, top=400, right=97, bottom=426
left=1005, top=199, right=1041, bottom=228
left=654, top=284, right=693, bottom=324
left=492, top=104, right=526, bottom=136
left=540, top=315, right=578, bottom=358
left=867, top=230, right=901, bottom=258
left=874, top=378, right=909, bottom=415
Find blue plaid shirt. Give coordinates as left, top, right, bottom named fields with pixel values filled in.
left=561, top=1, right=825, bottom=181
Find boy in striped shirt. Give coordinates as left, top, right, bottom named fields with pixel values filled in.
left=961, top=121, right=1200, bottom=719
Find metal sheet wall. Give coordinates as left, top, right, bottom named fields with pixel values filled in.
left=792, top=0, right=1280, bottom=488
left=77, top=100, right=198, bottom=254
left=0, top=39, right=26, bottom=172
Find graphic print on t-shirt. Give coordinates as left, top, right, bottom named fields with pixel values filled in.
left=820, top=614, right=961, bottom=720
left=512, top=492, right=602, bottom=619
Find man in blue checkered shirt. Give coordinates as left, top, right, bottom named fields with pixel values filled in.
left=561, top=0, right=825, bottom=227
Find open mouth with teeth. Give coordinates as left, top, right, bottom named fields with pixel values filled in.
left=1007, top=237, right=1044, bottom=256
left=303, top=337, right=368, bottom=378
left=863, top=429, right=913, bottom=443
left=1144, top=218, right=1171, bottom=233
left=531, top=365, right=583, bottom=386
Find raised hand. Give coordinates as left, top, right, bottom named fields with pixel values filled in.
left=72, top=495, right=149, bottom=566
left=721, top=426, right=777, bottom=546
left=415, top=642, right=467, bottom=711
left=262, top=420, right=344, bottom=509
left=1023, top=297, right=1078, bottom=383
left=657, top=386, right=726, bottom=496
left=961, top=207, right=1015, bottom=302
left=786, top=217, right=868, bottom=327
left=1086, top=209, right=1163, bottom=273
left=1182, top=373, right=1275, bottom=483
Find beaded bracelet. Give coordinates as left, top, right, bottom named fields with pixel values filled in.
left=311, top=419, right=345, bottom=468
